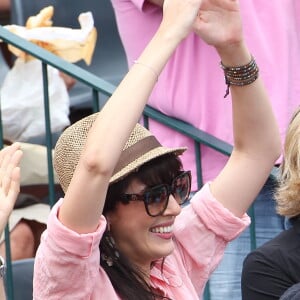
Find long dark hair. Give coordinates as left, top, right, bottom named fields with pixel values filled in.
left=100, top=153, right=182, bottom=300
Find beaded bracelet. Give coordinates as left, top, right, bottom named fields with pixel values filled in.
left=220, top=56, right=259, bottom=98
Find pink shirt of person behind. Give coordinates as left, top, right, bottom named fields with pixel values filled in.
left=33, top=184, right=249, bottom=299
left=110, top=0, right=300, bottom=191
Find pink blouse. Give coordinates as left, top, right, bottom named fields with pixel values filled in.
left=33, top=183, right=249, bottom=299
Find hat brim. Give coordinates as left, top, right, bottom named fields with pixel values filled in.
left=110, top=145, right=186, bottom=184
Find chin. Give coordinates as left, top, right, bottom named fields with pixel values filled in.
left=152, top=239, right=175, bottom=259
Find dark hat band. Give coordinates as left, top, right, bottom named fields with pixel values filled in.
left=113, top=135, right=161, bottom=175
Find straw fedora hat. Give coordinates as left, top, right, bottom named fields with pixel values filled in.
left=54, top=113, right=186, bottom=193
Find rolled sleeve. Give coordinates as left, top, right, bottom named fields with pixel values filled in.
left=190, top=183, right=250, bottom=241
left=34, top=199, right=106, bottom=299
left=173, top=183, right=251, bottom=292
left=47, top=199, right=105, bottom=257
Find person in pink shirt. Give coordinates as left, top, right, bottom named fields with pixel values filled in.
left=110, top=0, right=300, bottom=298
left=33, top=0, right=281, bottom=299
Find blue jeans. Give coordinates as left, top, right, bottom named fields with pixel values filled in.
left=207, top=176, right=285, bottom=300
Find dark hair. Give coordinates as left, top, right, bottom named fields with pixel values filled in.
left=100, top=153, right=182, bottom=300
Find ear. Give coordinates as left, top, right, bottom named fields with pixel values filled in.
left=104, top=204, right=121, bottom=227
left=105, top=212, right=114, bottom=229
left=105, top=211, right=112, bottom=220
left=106, top=220, right=111, bottom=232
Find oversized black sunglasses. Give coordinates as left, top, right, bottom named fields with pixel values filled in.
left=121, top=171, right=191, bottom=217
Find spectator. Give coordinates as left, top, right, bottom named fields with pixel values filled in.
left=241, top=107, right=300, bottom=300
left=110, top=0, right=300, bottom=297
left=33, top=0, right=281, bottom=298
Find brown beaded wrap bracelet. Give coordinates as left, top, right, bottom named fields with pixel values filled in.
left=220, top=56, right=259, bottom=98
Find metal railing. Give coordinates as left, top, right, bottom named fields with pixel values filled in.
left=0, top=24, right=275, bottom=300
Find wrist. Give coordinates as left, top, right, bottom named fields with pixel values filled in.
left=220, top=55, right=259, bottom=98
left=155, top=24, right=186, bottom=47
left=216, top=42, right=251, bottom=67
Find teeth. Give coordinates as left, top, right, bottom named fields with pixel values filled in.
left=150, top=225, right=173, bottom=234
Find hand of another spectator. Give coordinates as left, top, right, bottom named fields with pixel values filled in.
left=0, top=143, right=22, bottom=235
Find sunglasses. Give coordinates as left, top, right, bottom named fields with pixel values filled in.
left=121, top=171, right=191, bottom=217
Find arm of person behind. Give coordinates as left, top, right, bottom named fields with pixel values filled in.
left=193, top=1, right=281, bottom=218
left=0, top=143, right=23, bottom=300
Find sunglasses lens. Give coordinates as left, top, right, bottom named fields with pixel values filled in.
left=141, top=171, right=191, bottom=216
left=145, top=185, right=169, bottom=216
left=172, top=172, right=191, bottom=204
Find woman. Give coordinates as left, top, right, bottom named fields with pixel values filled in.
left=33, top=0, right=281, bottom=299
left=242, top=108, right=300, bottom=299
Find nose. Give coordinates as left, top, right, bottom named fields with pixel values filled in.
left=163, top=194, right=181, bottom=216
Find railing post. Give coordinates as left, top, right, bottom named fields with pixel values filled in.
left=41, top=62, right=56, bottom=207
left=194, top=141, right=203, bottom=189
left=247, top=205, right=257, bottom=250
left=92, top=89, right=100, bottom=112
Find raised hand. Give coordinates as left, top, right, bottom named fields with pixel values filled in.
left=193, top=0, right=243, bottom=49
left=161, top=0, right=204, bottom=42
left=0, top=143, right=23, bottom=234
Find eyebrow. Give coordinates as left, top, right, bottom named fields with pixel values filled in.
left=124, top=184, right=147, bottom=195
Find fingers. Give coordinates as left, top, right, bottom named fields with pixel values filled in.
left=0, top=143, right=23, bottom=197
left=7, top=166, right=21, bottom=203
left=0, top=143, right=23, bottom=232
left=0, top=142, right=21, bottom=166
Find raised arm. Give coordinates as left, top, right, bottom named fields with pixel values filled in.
left=59, top=0, right=203, bottom=233
left=193, top=0, right=281, bottom=217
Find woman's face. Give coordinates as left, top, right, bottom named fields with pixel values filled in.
left=107, top=177, right=182, bottom=272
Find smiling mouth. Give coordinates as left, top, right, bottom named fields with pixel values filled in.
left=150, top=225, right=173, bottom=234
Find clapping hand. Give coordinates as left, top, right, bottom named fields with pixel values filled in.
left=0, top=143, right=23, bottom=234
